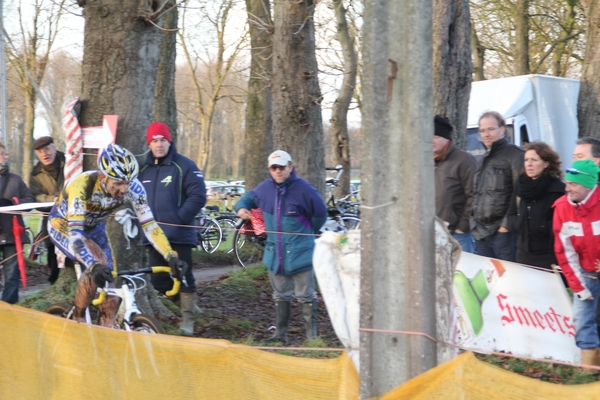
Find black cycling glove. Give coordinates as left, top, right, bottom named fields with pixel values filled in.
left=91, top=263, right=113, bottom=287
left=168, top=256, right=188, bottom=281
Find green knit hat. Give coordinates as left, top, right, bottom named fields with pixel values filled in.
left=566, top=159, right=600, bottom=189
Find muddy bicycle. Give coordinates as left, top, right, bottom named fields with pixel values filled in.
left=45, top=266, right=182, bottom=334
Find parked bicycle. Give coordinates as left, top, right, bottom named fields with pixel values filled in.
left=195, top=207, right=223, bottom=253
left=45, top=265, right=182, bottom=334
left=231, top=218, right=267, bottom=269
left=321, top=165, right=361, bottom=232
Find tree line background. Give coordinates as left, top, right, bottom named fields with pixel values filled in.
left=1, top=0, right=596, bottom=189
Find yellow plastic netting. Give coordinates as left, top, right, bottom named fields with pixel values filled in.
left=0, top=302, right=358, bottom=399
left=383, top=351, right=600, bottom=400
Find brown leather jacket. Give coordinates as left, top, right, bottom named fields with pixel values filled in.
left=435, top=141, right=477, bottom=233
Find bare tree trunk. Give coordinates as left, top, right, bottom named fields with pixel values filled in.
left=272, top=0, right=325, bottom=193
left=153, top=1, right=178, bottom=140
left=23, top=89, right=35, bottom=182
left=578, top=0, right=600, bottom=138
left=471, top=25, right=485, bottom=81
left=552, top=0, right=577, bottom=77
left=244, top=0, right=273, bottom=190
left=514, top=0, right=530, bottom=75
left=329, top=0, right=357, bottom=198
left=432, top=0, right=472, bottom=148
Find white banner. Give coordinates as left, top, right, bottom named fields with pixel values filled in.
left=454, top=252, right=579, bottom=363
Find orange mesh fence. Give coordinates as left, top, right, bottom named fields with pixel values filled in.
left=0, top=302, right=358, bottom=399
left=382, top=351, right=600, bottom=399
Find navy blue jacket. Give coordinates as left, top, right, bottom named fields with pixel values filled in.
left=235, top=170, right=327, bottom=276
left=139, top=144, right=206, bottom=246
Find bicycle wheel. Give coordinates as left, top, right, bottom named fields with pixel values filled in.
left=45, top=303, right=72, bottom=318
left=341, top=215, right=361, bottom=231
left=200, top=218, right=223, bottom=254
left=233, top=222, right=266, bottom=268
left=125, top=314, right=165, bottom=334
left=215, top=216, right=237, bottom=244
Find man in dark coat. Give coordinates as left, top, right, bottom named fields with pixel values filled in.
left=433, top=115, right=477, bottom=253
left=30, top=136, right=64, bottom=283
left=139, top=122, right=207, bottom=336
left=0, top=143, right=34, bottom=303
left=471, top=111, right=524, bottom=262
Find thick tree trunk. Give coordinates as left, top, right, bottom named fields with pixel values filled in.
left=578, top=0, right=600, bottom=138
left=77, top=0, right=170, bottom=318
left=244, top=0, right=273, bottom=190
left=432, top=0, right=472, bottom=149
left=272, top=0, right=325, bottom=193
left=471, top=25, right=485, bottom=81
left=23, top=89, right=35, bottom=181
left=153, top=1, right=178, bottom=140
left=329, top=0, right=357, bottom=198
left=514, top=0, right=530, bottom=75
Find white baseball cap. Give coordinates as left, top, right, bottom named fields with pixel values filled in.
left=268, top=150, right=293, bottom=167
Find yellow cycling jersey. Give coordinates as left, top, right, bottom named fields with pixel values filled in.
left=51, top=171, right=176, bottom=267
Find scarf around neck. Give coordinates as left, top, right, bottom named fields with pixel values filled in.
left=515, top=172, right=553, bottom=202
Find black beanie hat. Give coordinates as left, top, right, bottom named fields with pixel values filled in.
left=434, top=115, right=453, bottom=140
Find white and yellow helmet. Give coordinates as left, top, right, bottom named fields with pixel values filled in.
left=97, top=144, right=139, bottom=181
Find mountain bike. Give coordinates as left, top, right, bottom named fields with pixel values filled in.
left=45, top=266, right=182, bottom=334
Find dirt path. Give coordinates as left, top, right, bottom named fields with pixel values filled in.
left=19, top=265, right=242, bottom=297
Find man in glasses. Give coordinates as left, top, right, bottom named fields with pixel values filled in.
left=471, top=111, right=524, bottom=262
left=553, top=159, right=600, bottom=368
left=235, top=150, right=327, bottom=343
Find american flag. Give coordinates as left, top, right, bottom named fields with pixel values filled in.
left=63, top=98, right=83, bottom=181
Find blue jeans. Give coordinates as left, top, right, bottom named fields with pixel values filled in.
left=475, top=231, right=518, bottom=262
left=573, top=270, right=600, bottom=349
left=1, top=246, right=19, bottom=304
left=452, top=231, right=475, bottom=254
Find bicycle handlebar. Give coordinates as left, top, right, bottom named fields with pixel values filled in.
left=92, top=266, right=182, bottom=306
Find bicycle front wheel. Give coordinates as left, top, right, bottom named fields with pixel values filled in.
left=233, top=223, right=266, bottom=268
left=125, top=314, right=165, bottom=334
left=45, top=303, right=72, bottom=318
left=200, top=218, right=223, bottom=254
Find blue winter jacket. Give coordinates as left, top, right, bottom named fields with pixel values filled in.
left=235, top=170, right=327, bottom=276
left=139, top=144, right=206, bottom=246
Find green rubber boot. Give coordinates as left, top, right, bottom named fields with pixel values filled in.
left=180, top=292, right=202, bottom=336
left=301, top=300, right=318, bottom=339
left=265, top=301, right=291, bottom=344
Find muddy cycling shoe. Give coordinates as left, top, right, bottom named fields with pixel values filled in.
left=168, top=256, right=188, bottom=281
left=90, top=263, right=113, bottom=287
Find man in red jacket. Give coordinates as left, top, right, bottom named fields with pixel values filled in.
left=553, top=159, right=600, bottom=367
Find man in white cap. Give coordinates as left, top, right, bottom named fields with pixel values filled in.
left=236, top=150, right=327, bottom=343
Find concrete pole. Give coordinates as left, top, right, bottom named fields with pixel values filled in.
left=360, top=1, right=436, bottom=398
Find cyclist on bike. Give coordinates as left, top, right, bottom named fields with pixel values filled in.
left=47, top=144, right=188, bottom=326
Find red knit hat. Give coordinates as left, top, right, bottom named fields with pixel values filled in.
left=146, top=122, right=172, bottom=144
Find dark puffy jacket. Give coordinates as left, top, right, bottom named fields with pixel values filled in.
left=471, top=137, right=524, bottom=240
left=515, top=177, right=565, bottom=268
left=435, top=141, right=477, bottom=233
left=139, top=144, right=206, bottom=246
left=29, top=151, right=65, bottom=202
left=235, top=170, right=327, bottom=276
left=0, top=172, right=34, bottom=245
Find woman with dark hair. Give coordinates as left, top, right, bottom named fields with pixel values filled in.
left=515, top=141, right=565, bottom=269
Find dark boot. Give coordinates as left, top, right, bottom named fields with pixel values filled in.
left=301, top=300, right=318, bottom=339
left=265, top=301, right=291, bottom=343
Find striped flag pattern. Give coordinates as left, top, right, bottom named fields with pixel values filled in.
left=57, top=98, right=83, bottom=269
left=63, top=98, right=83, bottom=182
